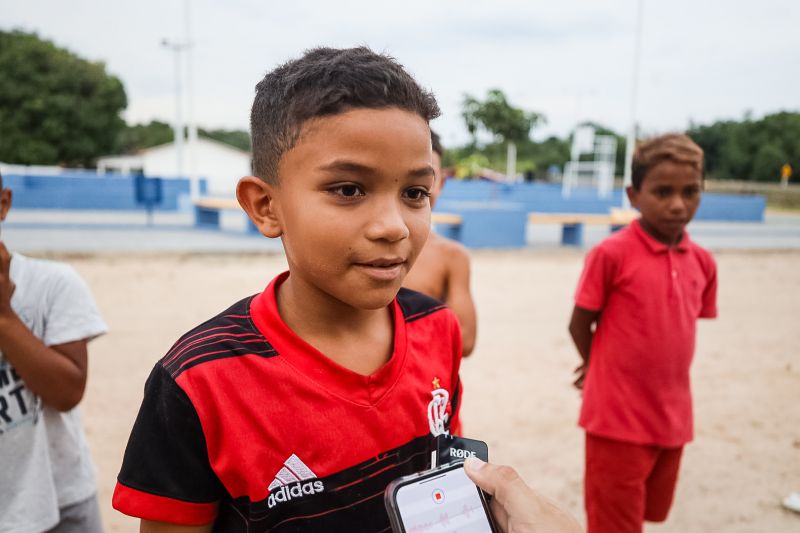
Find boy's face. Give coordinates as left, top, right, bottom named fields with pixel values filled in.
left=627, top=160, right=702, bottom=245
left=268, top=107, right=434, bottom=310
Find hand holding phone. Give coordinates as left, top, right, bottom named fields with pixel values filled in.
left=385, top=461, right=498, bottom=533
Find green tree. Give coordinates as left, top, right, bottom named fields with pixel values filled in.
left=689, top=111, right=800, bottom=181
left=118, top=121, right=174, bottom=152
left=199, top=128, right=251, bottom=152
left=752, top=143, right=788, bottom=182
left=0, top=30, right=127, bottom=166
left=462, top=89, right=543, bottom=181
left=117, top=122, right=252, bottom=153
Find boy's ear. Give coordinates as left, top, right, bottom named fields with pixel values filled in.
left=625, top=185, right=639, bottom=210
left=236, top=176, right=282, bottom=238
left=0, top=188, right=13, bottom=222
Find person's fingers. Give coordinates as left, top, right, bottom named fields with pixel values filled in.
left=465, top=458, right=530, bottom=502
left=464, top=458, right=511, bottom=531
left=463, top=457, right=495, bottom=494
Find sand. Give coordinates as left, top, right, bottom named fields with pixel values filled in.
left=64, top=249, right=800, bottom=532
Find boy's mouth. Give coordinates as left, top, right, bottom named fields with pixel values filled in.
left=353, top=258, right=406, bottom=281
left=662, top=218, right=687, bottom=228
left=356, top=257, right=405, bottom=268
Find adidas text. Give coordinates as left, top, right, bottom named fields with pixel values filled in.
left=267, top=480, right=324, bottom=508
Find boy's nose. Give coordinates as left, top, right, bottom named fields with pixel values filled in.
left=364, top=200, right=410, bottom=242
left=668, top=194, right=687, bottom=214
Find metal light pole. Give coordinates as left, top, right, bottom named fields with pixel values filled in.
left=622, top=0, right=644, bottom=209
left=184, top=0, right=199, bottom=200
left=161, top=39, right=187, bottom=183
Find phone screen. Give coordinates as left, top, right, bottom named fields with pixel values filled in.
left=395, top=465, right=494, bottom=532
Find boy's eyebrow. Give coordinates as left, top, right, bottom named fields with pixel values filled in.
left=319, top=160, right=435, bottom=179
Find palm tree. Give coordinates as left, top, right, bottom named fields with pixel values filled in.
left=462, top=89, right=543, bottom=181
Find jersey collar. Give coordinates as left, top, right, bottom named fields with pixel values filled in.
left=249, top=271, right=408, bottom=407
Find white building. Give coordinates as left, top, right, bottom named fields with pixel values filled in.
left=96, top=137, right=251, bottom=197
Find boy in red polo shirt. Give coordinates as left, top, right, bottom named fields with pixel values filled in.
left=569, top=133, right=717, bottom=533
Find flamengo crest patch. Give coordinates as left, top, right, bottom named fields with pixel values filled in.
left=428, top=376, right=450, bottom=437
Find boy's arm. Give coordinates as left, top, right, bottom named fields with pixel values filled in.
left=445, top=244, right=477, bottom=357
left=114, top=365, right=224, bottom=525
left=0, top=243, right=88, bottom=411
left=568, top=306, right=599, bottom=390
left=141, top=521, right=212, bottom=533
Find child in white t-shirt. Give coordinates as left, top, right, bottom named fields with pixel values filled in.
left=0, top=171, right=107, bottom=533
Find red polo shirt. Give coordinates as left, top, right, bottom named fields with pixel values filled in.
left=575, top=220, right=717, bottom=447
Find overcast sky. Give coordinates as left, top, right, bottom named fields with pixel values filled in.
left=3, top=0, right=798, bottom=148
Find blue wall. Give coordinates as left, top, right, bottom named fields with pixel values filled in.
left=4, top=173, right=206, bottom=211
left=7, top=173, right=765, bottom=221
left=437, top=181, right=765, bottom=222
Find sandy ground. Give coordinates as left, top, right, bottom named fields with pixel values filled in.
left=64, top=249, right=800, bottom=532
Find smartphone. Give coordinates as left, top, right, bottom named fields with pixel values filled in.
left=384, top=461, right=498, bottom=533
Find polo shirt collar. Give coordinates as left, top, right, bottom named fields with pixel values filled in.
left=632, top=219, right=690, bottom=254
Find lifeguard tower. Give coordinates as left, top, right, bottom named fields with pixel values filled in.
left=561, top=125, right=617, bottom=199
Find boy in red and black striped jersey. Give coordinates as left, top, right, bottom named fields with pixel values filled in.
left=112, top=47, right=464, bottom=532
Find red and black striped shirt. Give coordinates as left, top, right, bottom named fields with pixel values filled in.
left=113, top=272, right=462, bottom=531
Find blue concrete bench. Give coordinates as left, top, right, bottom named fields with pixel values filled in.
left=194, top=197, right=260, bottom=234
left=431, top=212, right=463, bottom=241
left=528, top=209, right=638, bottom=246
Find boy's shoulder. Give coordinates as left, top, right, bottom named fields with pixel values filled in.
left=586, top=223, right=638, bottom=262
left=684, top=238, right=717, bottom=276
left=685, top=238, right=715, bottom=260
left=159, top=288, right=455, bottom=382
left=158, top=295, right=275, bottom=380
left=396, top=286, right=448, bottom=323
left=11, top=252, right=78, bottom=283
left=10, top=253, right=91, bottom=308
left=427, top=233, right=469, bottom=262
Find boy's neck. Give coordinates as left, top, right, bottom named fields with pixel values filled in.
left=275, top=272, right=395, bottom=375
left=638, top=219, right=685, bottom=247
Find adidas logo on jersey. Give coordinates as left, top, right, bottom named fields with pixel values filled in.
left=267, top=454, right=324, bottom=509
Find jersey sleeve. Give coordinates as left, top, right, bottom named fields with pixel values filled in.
left=42, top=264, right=107, bottom=346
left=113, top=364, right=225, bottom=525
left=574, top=245, right=616, bottom=312
left=699, top=253, right=718, bottom=318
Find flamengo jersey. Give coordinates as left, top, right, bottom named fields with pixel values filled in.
left=113, top=272, right=463, bottom=531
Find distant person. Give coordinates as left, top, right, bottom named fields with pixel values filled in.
left=0, top=170, right=107, bottom=532
left=404, top=131, right=477, bottom=356
left=568, top=134, right=717, bottom=533
left=112, top=47, right=467, bottom=531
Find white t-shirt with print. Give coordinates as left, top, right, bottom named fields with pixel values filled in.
left=0, top=253, right=107, bottom=533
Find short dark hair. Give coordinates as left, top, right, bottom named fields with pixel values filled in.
left=632, top=133, right=704, bottom=190
left=431, top=130, right=443, bottom=158
left=251, top=46, right=441, bottom=183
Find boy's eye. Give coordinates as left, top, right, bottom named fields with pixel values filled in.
left=655, top=187, right=671, bottom=198
left=405, top=187, right=431, bottom=201
left=330, top=184, right=364, bottom=198
left=683, top=187, right=700, bottom=199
